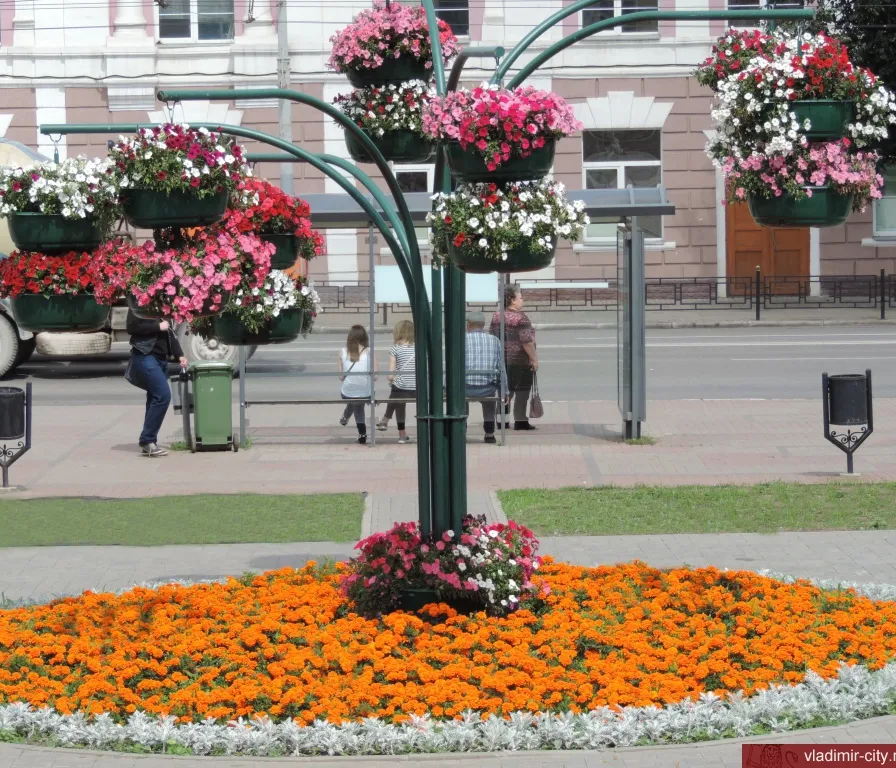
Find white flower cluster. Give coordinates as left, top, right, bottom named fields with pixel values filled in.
left=298, top=280, right=321, bottom=315
left=460, top=531, right=537, bottom=609
left=335, top=80, right=434, bottom=137
left=1, top=662, right=894, bottom=756
left=234, top=269, right=297, bottom=317
left=0, top=156, right=118, bottom=219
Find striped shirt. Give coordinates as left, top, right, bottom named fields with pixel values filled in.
left=390, top=344, right=416, bottom=390
left=465, top=329, right=507, bottom=390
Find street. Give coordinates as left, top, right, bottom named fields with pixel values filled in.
left=8, top=325, right=896, bottom=404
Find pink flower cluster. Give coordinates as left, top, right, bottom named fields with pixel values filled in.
left=121, top=228, right=273, bottom=324
left=421, top=85, right=582, bottom=170
left=327, top=0, right=459, bottom=74
left=722, top=138, right=883, bottom=211
left=341, top=515, right=543, bottom=616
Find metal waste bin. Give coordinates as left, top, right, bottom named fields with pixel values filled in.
left=187, top=361, right=235, bottom=452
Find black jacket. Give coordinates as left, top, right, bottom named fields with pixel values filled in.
left=126, top=310, right=185, bottom=360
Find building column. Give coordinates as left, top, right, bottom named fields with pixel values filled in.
left=13, top=0, right=35, bottom=47
left=110, top=0, right=150, bottom=40
left=241, top=0, right=276, bottom=38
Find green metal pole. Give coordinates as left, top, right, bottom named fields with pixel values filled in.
left=158, top=87, right=439, bottom=533
left=503, top=8, right=814, bottom=87
left=42, top=120, right=434, bottom=529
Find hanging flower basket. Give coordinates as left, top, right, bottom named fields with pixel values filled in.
left=211, top=307, right=306, bottom=346
left=789, top=100, right=855, bottom=141
left=260, top=233, right=301, bottom=270
left=449, top=241, right=557, bottom=274
left=445, top=140, right=556, bottom=184
left=747, top=187, right=855, bottom=228
left=127, top=292, right=232, bottom=321
left=10, top=294, right=109, bottom=333
left=121, top=188, right=229, bottom=229
left=8, top=213, right=104, bottom=255
left=429, top=180, right=588, bottom=274
left=346, top=58, right=431, bottom=88
left=345, top=129, right=436, bottom=164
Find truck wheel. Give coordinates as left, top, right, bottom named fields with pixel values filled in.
left=177, top=325, right=256, bottom=373
left=0, top=315, right=20, bottom=378
left=13, top=337, right=35, bottom=367
left=35, top=332, right=111, bottom=357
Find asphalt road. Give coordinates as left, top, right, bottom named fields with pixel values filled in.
left=9, top=326, right=896, bottom=404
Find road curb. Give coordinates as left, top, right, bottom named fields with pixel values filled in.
left=311, top=318, right=896, bottom=333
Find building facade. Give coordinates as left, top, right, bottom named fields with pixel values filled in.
left=0, top=0, right=893, bottom=285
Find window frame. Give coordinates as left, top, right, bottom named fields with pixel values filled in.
left=393, top=164, right=434, bottom=248
left=581, top=128, right=664, bottom=242
left=874, top=165, right=896, bottom=240
left=156, top=0, right=235, bottom=43
left=580, top=0, right=661, bottom=35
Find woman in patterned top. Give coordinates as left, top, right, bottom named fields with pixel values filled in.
left=376, top=319, right=415, bottom=444
left=490, top=284, right=538, bottom=431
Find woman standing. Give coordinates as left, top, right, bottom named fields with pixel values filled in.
left=490, top=284, right=538, bottom=431
left=338, top=324, right=374, bottom=444
left=377, top=319, right=415, bottom=444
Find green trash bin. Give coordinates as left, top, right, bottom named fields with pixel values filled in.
left=189, top=361, right=234, bottom=452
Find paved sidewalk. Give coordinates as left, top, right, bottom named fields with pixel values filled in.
left=4, top=397, right=896, bottom=498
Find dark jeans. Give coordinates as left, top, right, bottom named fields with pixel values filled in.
left=507, top=364, right=533, bottom=423
left=383, top=385, right=415, bottom=430
left=131, top=352, right=171, bottom=446
left=341, top=394, right=367, bottom=434
left=467, top=384, right=498, bottom=434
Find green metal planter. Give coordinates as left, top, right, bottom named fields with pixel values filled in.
left=397, top=587, right=482, bottom=614
left=10, top=293, right=109, bottom=333
left=445, top=140, right=557, bottom=183
left=790, top=100, right=854, bottom=140
left=211, top=308, right=306, bottom=345
left=127, top=292, right=231, bottom=320
left=345, top=57, right=431, bottom=88
left=121, top=189, right=229, bottom=229
left=747, top=187, right=854, bottom=228
left=344, top=129, right=436, bottom=165
left=448, top=241, right=557, bottom=274
left=8, top=213, right=104, bottom=255
left=261, top=233, right=301, bottom=270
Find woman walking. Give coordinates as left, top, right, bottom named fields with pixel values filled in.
left=338, top=325, right=374, bottom=444
left=490, top=284, right=538, bottom=431
left=377, top=320, right=415, bottom=443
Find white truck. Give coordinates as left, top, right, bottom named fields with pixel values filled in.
left=0, top=139, right=249, bottom=377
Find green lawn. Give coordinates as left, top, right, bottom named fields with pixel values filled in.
left=498, top=483, right=896, bottom=536
left=0, top=493, right=363, bottom=547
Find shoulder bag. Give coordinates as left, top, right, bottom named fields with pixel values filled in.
left=528, top=373, right=544, bottom=419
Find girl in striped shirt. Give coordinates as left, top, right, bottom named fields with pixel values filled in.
left=377, top=320, right=415, bottom=443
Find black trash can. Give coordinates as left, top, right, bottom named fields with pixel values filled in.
left=828, top=373, right=868, bottom=426
left=0, top=387, right=25, bottom=440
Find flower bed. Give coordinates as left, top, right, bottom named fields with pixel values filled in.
left=327, top=0, right=459, bottom=82
left=428, top=180, right=588, bottom=272
left=422, top=85, right=582, bottom=175
left=2, top=561, right=896, bottom=731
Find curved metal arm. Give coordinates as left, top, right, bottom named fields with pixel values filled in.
left=503, top=8, right=814, bottom=87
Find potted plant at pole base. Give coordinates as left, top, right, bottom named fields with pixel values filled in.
left=0, top=157, right=120, bottom=254
left=227, top=178, right=326, bottom=270
left=340, top=516, right=546, bottom=617
left=110, top=124, right=248, bottom=229
left=428, top=180, right=589, bottom=274
left=334, top=81, right=436, bottom=164
left=122, top=227, right=270, bottom=324
left=0, top=250, right=111, bottom=332
left=327, top=0, right=459, bottom=88
left=723, top=140, right=882, bottom=228
left=422, top=85, right=583, bottom=183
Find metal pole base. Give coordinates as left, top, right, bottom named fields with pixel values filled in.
left=0, top=485, right=25, bottom=493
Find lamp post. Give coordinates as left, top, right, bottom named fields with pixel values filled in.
left=822, top=370, right=873, bottom=475
left=0, top=382, right=32, bottom=489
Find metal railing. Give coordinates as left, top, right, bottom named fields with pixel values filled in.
left=312, top=271, right=896, bottom=321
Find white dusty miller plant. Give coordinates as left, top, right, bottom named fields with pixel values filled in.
left=1, top=572, right=896, bottom=757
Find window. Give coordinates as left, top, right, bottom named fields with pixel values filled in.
left=582, top=0, right=659, bottom=34
left=159, top=0, right=234, bottom=41
left=395, top=166, right=434, bottom=245
left=582, top=129, right=662, bottom=239
left=399, top=0, right=469, bottom=36
left=727, top=0, right=804, bottom=28
left=875, top=166, right=896, bottom=240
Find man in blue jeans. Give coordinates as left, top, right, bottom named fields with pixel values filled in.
left=126, top=310, right=188, bottom=458
left=465, top=311, right=507, bottom=444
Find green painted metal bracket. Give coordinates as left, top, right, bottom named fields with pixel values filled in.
left=499, top=8, right=815, bottom=87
